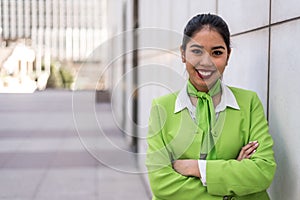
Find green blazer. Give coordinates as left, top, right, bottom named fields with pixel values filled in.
left=146, top=87, right=276, bottom=200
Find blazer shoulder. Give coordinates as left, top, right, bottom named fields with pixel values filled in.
left=228, top=86, right=261, bottom=108
left=228, top=86, right=258, bottom=99
left=228, top=86, right=256, bottom=96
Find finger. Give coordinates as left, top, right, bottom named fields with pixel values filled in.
left=246, top=149, right=257, bottom=158
left=241, top=141, right=257, bottom=152
left=237, top=151, right=247, bottom=161
left=244, top=142, right=259, bottom=155
left=242, top=141, right=258, bottom=153
left=237, top=142, right=259, bottom=161
left=237, top=145, right=251, bottom=160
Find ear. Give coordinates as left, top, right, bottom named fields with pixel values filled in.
left=180, top=46, right=186, bottom=63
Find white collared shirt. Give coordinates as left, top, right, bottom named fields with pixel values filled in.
left=174, top=81, right=240, bottom=186
left=175, top=81, right=240, bottom=118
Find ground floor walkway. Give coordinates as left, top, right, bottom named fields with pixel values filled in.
left=0, top=90, right=150, bottom=200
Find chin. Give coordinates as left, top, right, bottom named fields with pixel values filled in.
left=194, top=81, right=209, bottom=92
left=197, top=79, right=217, bottom=91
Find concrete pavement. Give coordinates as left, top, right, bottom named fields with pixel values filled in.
left=0, top=90, right=150, bottom=200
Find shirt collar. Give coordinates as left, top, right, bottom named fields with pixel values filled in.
left=174, top=81, right=240, bottom=114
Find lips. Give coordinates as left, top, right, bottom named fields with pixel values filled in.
left=195, top=69, right=214, bottom=79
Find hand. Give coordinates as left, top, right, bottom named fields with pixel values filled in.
left=236, top=141, right=259, bottom=161
left=172, top=159, right=201, bottom=178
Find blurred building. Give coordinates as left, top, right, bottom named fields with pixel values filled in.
left=0, top=0, right=108, bottom=92
left=0, top=0, right=106, bottom=61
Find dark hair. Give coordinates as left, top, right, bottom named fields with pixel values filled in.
left=182, top=13, right=231, bottom=53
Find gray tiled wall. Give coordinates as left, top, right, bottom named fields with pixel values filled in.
left=106, top=0, right=300, bottom=198
left=271, top=0, right=300, bottom=23
left=268, top=19, right=300, bottom=199
left=223, top=28, right=269, bottom=111
left=218, top=0, right=270, bottom=34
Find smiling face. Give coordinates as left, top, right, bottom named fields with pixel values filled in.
left=181, top=26, right=230, bottom=92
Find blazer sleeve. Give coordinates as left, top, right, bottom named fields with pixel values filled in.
left=206, top=93, right=276, bottom=196
left=146, top=99, right=206, bottom=199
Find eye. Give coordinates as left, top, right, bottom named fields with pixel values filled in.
left=212, top=50, right=224, bottom=56
left=191, top=49, right=203, bottom=55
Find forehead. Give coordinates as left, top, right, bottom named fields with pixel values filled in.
left=188, top=28, right=226, bottom=47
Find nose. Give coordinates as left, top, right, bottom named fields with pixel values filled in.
left=199, top=51, right=215, bottom=68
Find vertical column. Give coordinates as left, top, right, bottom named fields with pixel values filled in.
left=31, top=0, right=40, bottom=75
left=38, top=0, right=45, bottom=28
left=45, top=0, right=52, bottom=29
left=17, top=0, right=24, bottom=38
left=24, top=0, right=31, bottom=38
left=44, top=0, right=52, bottom=72
left=100, top=0, right=108, bottom=87
left=2, top=0, right=9, bottom=39
left=45, top=0, right=52, bottom=48
left=59, top=0, right=66, bottom=60
left=79, top=1, right=87, bottom=60
left=52, top=0, right=58, bottom=27
left=132, top=0, right=139, bottom=152
left=38, top=0, right=45, bottom=72
left=65, top=0, right=73, bottom=60
left=121, top=0, right=128, bottom=129
left=31, top=0, right=37, bottom=29
left=93, top=0, right=103, bottom=49
left=101, top=0, right=108, bottom=43
left=10, top=0, right=17, bottom=39
left=52, top=0, right=59, bottom=59
left=267, top=0, right=272, bottom=119
left=86, top=0, right=94, bottom=57
left=72, top=0, right=80, bottom=61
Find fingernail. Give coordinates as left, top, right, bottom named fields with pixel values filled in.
left=250, top=141, right=258, bottom=144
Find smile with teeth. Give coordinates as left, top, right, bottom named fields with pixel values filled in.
left=195, top=69, right=214, bottom=78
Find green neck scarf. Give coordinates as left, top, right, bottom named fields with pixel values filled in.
left=187, top=79, right=221, bottom=159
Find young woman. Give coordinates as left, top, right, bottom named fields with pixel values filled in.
left=146, top=13, right=276, bottom=200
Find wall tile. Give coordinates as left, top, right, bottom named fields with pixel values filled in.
left=139, top=0, right=173, bottom=50
left=268, top=19, right=300, bottom=200
left=139, top=0, right=171, bottom=29
left=271, top=0, right=300, bottom=23
left=223, top=28, right=269, bottom=111
left=189, top=0, right=216, bottom=16
left=218, top=0, right=269, bottom=34
left=171, top=0, right=190, bottom=34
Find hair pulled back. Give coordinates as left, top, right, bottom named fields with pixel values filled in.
left=182, top=13, right=231, bottom=53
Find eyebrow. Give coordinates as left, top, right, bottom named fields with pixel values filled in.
left=212, top=46, right=226, bottom=50
left=190, top=44, right=226, bottom=50
left=190, top=44, right=204, bottom=48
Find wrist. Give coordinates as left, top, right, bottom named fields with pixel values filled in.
left=189, top=160, right=201, bottom=178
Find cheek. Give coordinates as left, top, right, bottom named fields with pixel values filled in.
left=185, top=64, right=195, bottom=74
left=186, top=58, right=197, bottom=66
left=185, top=54, right=200, bottom=66
left=185, top=60, right=196, bottom=68
left=214, top=61, right=227, bottom=73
